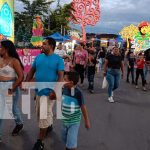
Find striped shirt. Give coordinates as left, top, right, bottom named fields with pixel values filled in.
left=62, top=86, right=85, bottom=125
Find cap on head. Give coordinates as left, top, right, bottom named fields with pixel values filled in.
left=138, top=21, right=149, bottom=28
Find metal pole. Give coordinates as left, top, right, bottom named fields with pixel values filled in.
left=64, top=27, right=65, bottom=36
left=61, top=25, right=63, bottom=34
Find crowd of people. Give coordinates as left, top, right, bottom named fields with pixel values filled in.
left=0, top=38, right=150, bottom=150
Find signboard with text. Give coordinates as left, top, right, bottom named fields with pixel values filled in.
left=17, top=49, right=41, bottom=73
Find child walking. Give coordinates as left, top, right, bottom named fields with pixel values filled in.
left=135, top=53, right=146, bottom=91
left=64, top=56, right=73, bottom=73
left=61, top=72, right=90, bottom=150
left=87, top=48, right=97, bottom=93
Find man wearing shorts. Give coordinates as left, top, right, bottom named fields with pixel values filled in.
left=26, top=37, right=64, bottom=150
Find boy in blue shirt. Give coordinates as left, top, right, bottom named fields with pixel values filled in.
left=62, top=72, right=90, bottom=150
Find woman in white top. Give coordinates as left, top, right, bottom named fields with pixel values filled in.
left=0, top=40, right=24, bottom=142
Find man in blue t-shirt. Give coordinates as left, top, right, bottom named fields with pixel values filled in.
left=25, top=37, right=64, bottom=150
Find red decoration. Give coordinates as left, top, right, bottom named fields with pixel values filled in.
left=70, top=0, right=100, bottom=42
left=138, top=21, right=149, bottom=28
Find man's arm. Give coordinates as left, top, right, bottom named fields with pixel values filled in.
left=25, top=67, right=35, bottom=82
left=103, top=59, right=108, bottom=76
left=121, top=61, right=124, bottom=79
left=57, top=71, right=64, bottom=82
left=85, top=51, right=88, bottom=68
left=49, top=71, right=64, bottom=100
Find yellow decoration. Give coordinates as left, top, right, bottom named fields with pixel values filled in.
left=119, top=24, right=138, bottom=40
left=119, top=22, right=150, bottom=53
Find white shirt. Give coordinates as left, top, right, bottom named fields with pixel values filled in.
left=54, top=49, right=66, bottom=57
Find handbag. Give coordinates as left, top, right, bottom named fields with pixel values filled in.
left=102, top=77, right=108, bottom=89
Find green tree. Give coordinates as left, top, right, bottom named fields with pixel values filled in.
left=44, top=2, right=75, bottom=36
left=15, top=0, right=75, bottom=43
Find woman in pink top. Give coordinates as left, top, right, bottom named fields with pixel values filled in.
left=73, top=43, right=88, bottom=86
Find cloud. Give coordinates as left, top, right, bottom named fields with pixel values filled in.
left=15, top=0, right=150, bottom=34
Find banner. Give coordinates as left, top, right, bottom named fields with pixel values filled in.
left=17, top=49, right=41, bottom=73
left=0, top=0, right=14, bottom=42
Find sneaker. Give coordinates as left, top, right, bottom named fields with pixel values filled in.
left=33, top=139, right=44, bottom=150
left=89, top=90, right=94, bottom=94
left=108, top=97, right=114, bottom=103
left=12, top=124, right=23, bottom=136
left=46, top=125, right=53, bottom=136
left=135, top=86, right=139, bottom=89
left=143, top=87, right=147, bottom=91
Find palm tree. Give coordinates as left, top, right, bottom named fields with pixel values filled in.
left=45, top=2, right=76, bottom=35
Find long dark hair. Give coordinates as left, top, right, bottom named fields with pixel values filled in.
left=1, top=40, right=24, bottom=69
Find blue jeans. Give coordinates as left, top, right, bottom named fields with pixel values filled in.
left=61, top=123, right=80, bottom=149
left=88, top=74, right=95, bottom=90
left=144, top=64, right=149, bottom=80
left=0, top=81, right=23, bottom=137
left=127, top=67, right=134, bottom=82
left=0, top=94, right=5, bottom=138
left=106, top=69, right=121, bottom=97
left=99, top=58, right=105, bottom=70
left=12, top=87, right=23, bottom=124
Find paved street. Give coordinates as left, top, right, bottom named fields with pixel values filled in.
left=0, top=73, right=150, bottom=150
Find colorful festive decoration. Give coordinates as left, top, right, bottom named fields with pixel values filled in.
left=120, top=21, right=150, bottom=53
left=0, top=0, right=14, bottom=42
left=70, top=0, right=100, bottom=42
left=119, top=24, right=138, bottom=40
left=119, top=24, right=138, bottom=48
left=31, top=15, right=44, bottom=47
left=0, top=34, right=6, bottom=41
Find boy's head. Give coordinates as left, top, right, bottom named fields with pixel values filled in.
left=138, top=52, right=144, bottom=59
left=130, top=52, right=134, bottom=57
left=64, top=56, right=70, bottom=62
left=64, top=72, right=79, bottom=85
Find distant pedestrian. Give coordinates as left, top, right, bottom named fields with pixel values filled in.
left=87, top=47, right=97, bottom=93
left=126, top=52, right=135, bottom=84
left=55, top=43, right=66, bottom=58
left=73, top=43, right=88, bottom=87
left=64, top=56, right=73, bottom=73
left=97, top=47, right=106, bottom=71
left=135, top=53, right=146, bottom=91
left=144, top=49, right=150, bottom=84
